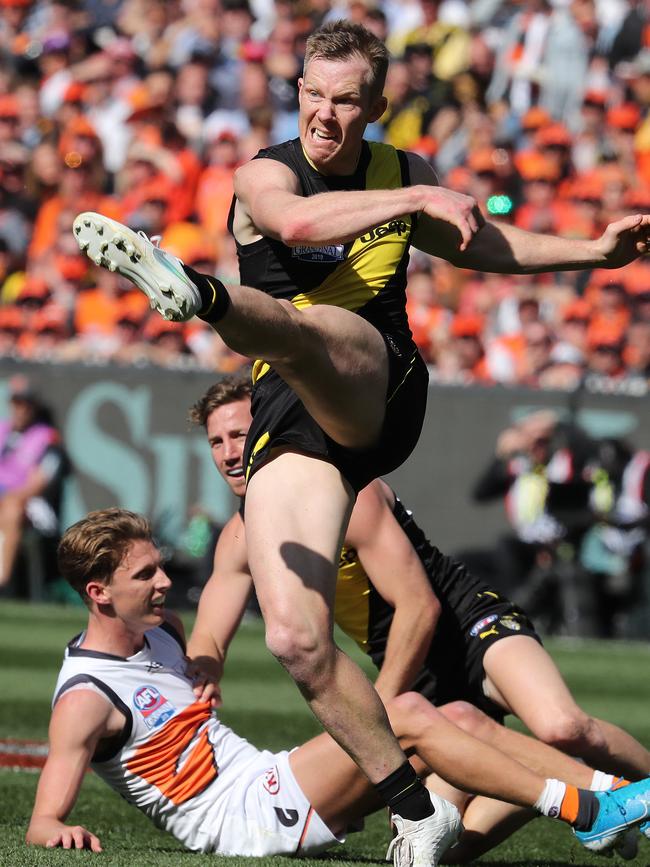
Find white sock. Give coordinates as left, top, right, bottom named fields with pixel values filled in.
left=533, top=778, right=567, bottom=818
left=591, top=771, right=616, bottom=791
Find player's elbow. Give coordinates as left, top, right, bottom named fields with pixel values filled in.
left=279, top=215, right=317, bottom=247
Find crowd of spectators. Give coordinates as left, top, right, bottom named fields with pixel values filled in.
left=0, top=0, right=649, bottom=387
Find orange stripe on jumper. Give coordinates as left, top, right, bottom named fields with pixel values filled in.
left=296, top=806, right=314, bottom=852
left=127, top=700, right=217, bottom=805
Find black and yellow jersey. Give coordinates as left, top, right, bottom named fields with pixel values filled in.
left=229, top=137, right=416, bottom=345
left=334, top=493, right=539, bottom=711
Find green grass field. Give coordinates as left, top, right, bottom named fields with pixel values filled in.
left=1, top=601, right=649, bottom=867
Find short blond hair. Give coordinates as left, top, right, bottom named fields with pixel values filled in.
left=304, top=20, right=390, bottom=99
left=58, top=509, right=153, bottom=602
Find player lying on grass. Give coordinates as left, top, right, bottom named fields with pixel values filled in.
left=188, top=375, right=650, bottom=777
left=25, top=509, right=650, bottom=861
left=186, top=373, right=650, bottom=860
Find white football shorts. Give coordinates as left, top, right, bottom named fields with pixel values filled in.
left=198, top=749, right=343, bottom=856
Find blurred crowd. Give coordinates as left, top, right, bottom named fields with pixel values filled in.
left=0, top=0, right=649, bottom=383
left=466, top=409, right=650, bottom=638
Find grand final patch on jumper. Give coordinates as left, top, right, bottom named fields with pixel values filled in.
left=133, top=685, right=176, bottom=729
left=292, top=244, right=345, bottom=263
left=499, top=617, right=522, bottom=632
left=469, top=614, right=499, bottom=637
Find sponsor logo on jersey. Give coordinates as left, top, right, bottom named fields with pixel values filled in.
left=146, top=661, right=163, bottom=673
left=360, top=220, right=408, bottom=244
left=133, top=685, right=176, bottom=729
left=291, top=244, right=345, bottom=263
left=469, top=614, right=498, bottom=637
left=499, top=617, right=522, bottom=631
left=263, top=765, right=281, bottom=795
left=480, top=626, right=499, bottom=639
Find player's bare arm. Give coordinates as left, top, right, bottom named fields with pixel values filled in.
left=408, top=152, right=650, bottom=272
left=233, top=157, right=481, bottom=250
left=345, top=480, right=441, bottom=701
left=186, top=513, right=253, bottom=702
left=26, top=689, right=121, bottom=851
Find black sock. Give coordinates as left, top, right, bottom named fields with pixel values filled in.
left=181, top=264, right=231, bottom=322
left=574, top=790, right=600, bottom=832
left=375, top=761, right=434, bottom=821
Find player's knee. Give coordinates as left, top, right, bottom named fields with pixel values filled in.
left=390, top=691, right=431, bottom=718
left=389, top=692, right=445, bottom=736
left=264, top=621, right=333, bottom=685
left=439, top=701, right=491, bottom=737
left=534, top=711, right=600, bottom=752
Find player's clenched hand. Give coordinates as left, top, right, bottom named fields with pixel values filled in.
left=186, top=655, right=223, bottom=708
left=420, top=186, right=484, bottom=251
left=597, top=213, right=650, bottom=268
left=46, top=825, right=102, bottom=852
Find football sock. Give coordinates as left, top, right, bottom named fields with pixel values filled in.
left=591, top=771, right=615, bottom=791
left=376, top=761, right=434, bottom=821
left=591, top=771, right=629, bottom=791
left=181, top=265, right=231, bottom=322
left=534, top=780, right=600, bottom=831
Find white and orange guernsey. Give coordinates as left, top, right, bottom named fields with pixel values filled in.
left=52, top=624, right=338, bottom=855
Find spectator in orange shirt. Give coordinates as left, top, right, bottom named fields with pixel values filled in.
left=406, top=269, right=449, bottom=363
left=514, top=150, right=563, bottom=234
left=586, top=324, right=627, bottom=378
left=519, top=321, right=555, bottom=386
left=441, top=314, right=492, bottom=383
left=195, top=130, right=241, bottom=241
left=586, top=272, right=631, bottom=334
left=29, top=155, right=121, bottom=262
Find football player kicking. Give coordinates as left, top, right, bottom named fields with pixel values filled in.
left=186, top=372, right=650, bottom=860
left=26, top=509, right=650, bottom=861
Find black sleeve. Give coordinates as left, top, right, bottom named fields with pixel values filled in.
left=472, top=458, right=514, bottom=502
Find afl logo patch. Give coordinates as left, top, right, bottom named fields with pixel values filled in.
left=263, top=765, right=281, bottom=795
left=133, top=685, right=175, bottom=729
left=469, top=614, right=498, bottom=637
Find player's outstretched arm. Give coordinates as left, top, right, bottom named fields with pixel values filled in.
left=186, top=513, right=253, bottom=704
left=26, top=690, right=112, bottom=852
left=408, top=152, right=650, bottom=273
left=233, top=157, right=481, bottom=250
left=346, top=480, right=441, bottom=701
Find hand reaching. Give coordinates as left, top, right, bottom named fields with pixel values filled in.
left=186, top=655, right=223, bottom=708
left=598, top=213, right=650, bottom=268
left=420, top=186, right=485, bottom=251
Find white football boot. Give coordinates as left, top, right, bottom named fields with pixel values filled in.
left=73, top=211, right=202, bottom=322
left=386, top=793, right=463, bottom=867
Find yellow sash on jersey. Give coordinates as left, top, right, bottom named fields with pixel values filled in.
left=253, top=142, right=412, bottom=384
left=334, top=545, right=371, bottom=650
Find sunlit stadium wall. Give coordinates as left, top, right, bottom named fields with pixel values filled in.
left=1, top=360, right=648, bottom=553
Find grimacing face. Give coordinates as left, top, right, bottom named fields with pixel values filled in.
left=298, top=54, right=387, bottom=175
left=206, top=399, right=252, bottom=498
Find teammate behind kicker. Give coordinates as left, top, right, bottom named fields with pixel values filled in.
left=26, top=509, right=650, bottom=861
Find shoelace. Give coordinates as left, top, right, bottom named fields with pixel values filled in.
left=137, top=230, right=162, bottom=247
left=386, top=831, right=414, bottom=867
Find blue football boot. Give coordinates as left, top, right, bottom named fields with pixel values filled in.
left=574, top=778, right=650, bottom=853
